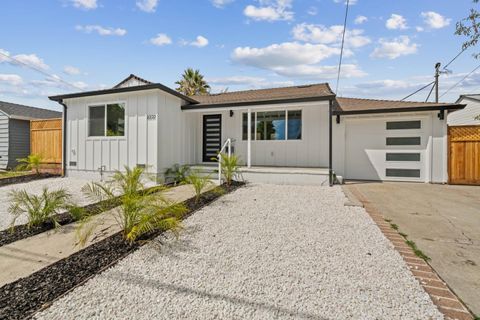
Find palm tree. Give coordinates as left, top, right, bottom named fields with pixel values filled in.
left=175, top=68, right=210, bottom=96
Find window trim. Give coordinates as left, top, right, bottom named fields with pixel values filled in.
left=241, top=108, right=303, bottom=141
left=87, top=101, right=126, bottom=140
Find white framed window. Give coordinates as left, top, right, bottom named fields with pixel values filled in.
left=88, top=103, right=125, bottom=137
left=242, top=109, right=302, bottom=141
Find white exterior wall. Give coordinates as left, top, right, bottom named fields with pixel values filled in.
left=447, top=97, right=480, bottom=126
left=194, top=101, right=330, bottom=167
left=64, top=89, right=193, bottom=180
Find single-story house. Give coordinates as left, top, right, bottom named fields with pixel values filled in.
left=448, top=94, right=480, bottom=126
left=49, top=74, right=465, bottom=185
left=0, top=101, right=62, bottom=170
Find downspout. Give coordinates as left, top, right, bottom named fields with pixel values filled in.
left=329, top=99, right=333, bottom=187
left=59, top=100, right=67, bottom=177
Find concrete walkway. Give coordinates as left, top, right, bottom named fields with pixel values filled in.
left=0, top=184, right=212, bottom=287
left=344, top=181, right=479, bottom=317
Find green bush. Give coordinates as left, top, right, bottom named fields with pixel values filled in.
left=16, top=154, right=43, bottom=175
left=184, top=170, right=212, bottom=204
left=219, top=153, right=240, bottom=186
left=164, top=164, right=191, bottom=186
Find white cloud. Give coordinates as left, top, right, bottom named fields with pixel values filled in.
left=244, top=0, right=294, bottom=22
left=150, top=33, right=172, bottom=46
left=72, top=0, right=97, bottom=10
left=292, top=23, right=371, bottom=48
left=191, top=35, right=209, bottom=48
left=211, top=0, right=234, bottom=8
left=63, top=65, right=81, bottom=75
left=181, top=36, right=209, bottom=48
left=136, top=0, right=159, bottom=13
left=354, top=15, right=368, bottom=25
left=273, top=64, right=366, bottom=79
left=386, top=14, right=408, bottom=30
left=416, top=26, right=424, bottom=32
left=75, top=25, right=127, bottom=36
left=0, top=49, right=50, bottom=70
left=0, top=74, right=23, bottom=86
left=232, top=42, right=341, bottom=68
left=209, top=76, right=294, bottom=89
left=421, top=11, right=451, bottom=29
left=371, top=36, right=418, bottom=59
left=307, top=6, right=318, bottom=16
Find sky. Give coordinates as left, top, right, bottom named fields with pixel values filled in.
left=0, top=0, right=478, bottom=111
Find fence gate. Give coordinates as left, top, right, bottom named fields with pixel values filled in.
left=30, top=118, right=62, bottom=172
left=448, top=125, right=480, bottom=185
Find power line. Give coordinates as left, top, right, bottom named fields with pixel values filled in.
left=335, top=0, right=350, bottom=94
left=0, top=50, right=84, bottom=91
left=400, top=81, right=435, bottom=101
left=440, top=63, right=480, bottom=99
left=443, top=47, right=467, bottom=71
left=425, top=81, right=435, bottom=102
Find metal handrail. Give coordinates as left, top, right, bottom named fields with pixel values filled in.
left=217, top=138, right=231, bottom=184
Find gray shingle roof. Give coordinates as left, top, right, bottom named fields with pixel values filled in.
left=0, top=101, right=61, bottom=119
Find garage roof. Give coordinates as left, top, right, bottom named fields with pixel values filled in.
left=0, top=101, right=61, bottom=120
left=334, top=97, right=465, bottom=115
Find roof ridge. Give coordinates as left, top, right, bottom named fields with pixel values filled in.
left=113, top=74, right=153, bottom=88
left=0, top=100, right=58, bottom=112
left=200, top=82, right=331, bottom=97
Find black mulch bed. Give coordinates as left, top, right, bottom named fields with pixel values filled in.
left=0, top=173, right=57, bottom=187
left=0, top=181, right=244, bottom=320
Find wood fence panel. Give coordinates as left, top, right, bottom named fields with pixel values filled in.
left=30, top=119, right=62, bottom=165
left=448, top=125, right=480, bottom=185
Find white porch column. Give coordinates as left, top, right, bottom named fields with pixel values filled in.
left=247, top=108, right=252, bottom=168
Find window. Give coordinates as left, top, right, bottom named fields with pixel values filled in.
left=386, top=168, right=421, bottom=178
left=386, top=137, right=421, bottom=146
left=242, top=110, right=302, bottom=141
left=88, top=103, right=125, bottom=137
left=386, top=120, right=421, bottom=130
left=287, top=110, right=302, bottom=140
left=242, top=113, right=255, bottom=140
left=386, top=153, right=421, bottom=161
left=256, top=111, right=286, bottom=140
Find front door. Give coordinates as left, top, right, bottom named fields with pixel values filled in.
left=202, top=114, right=222, bottom=162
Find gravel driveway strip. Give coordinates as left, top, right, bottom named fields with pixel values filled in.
left=35, top=184, right=442, bottom=320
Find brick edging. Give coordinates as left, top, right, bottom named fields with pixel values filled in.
left=345, top=185, right=474, bottom=320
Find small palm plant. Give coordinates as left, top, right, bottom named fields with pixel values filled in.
left=9, top=187, right=72, bottom=229
left=16, top=154, right=43, bottom=175
left=164, top=164, right=191, bottom=186
left=184, top=170, right=212, bottom=204
left=78, top=166, right=187, bottom=245
left=219, top=153, right=240, bottom=187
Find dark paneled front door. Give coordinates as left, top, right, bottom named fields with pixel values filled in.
left=202, top=114, right=222, bottom=162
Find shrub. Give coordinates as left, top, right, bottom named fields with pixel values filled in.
left=9, top=187, right=72, bottom=229
left=184, top=170, right=212, bottom=204
left=16, top=154, right=43, bottom=175
left=78, top=166, right=187, bottom=245
left=219, top=153, right=240, bottom=186
left=164, top=164, right=191, bottom=186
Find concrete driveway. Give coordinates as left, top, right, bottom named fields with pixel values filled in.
left=344, top=182, right=480, bottom=316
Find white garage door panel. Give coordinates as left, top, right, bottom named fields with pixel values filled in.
left=345, top=117, right=430, bottom=182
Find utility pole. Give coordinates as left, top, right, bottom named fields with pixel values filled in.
left=434, top=62, right=441, bottom=103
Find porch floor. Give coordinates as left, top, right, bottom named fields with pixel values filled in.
left=191, top=165, right=329, bottom=175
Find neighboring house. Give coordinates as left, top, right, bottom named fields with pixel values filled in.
left=447, top=94, right=480, bottom=126
left=49, top=74, right=464, bottom=184
left=0, top=101, right=62, bottom=170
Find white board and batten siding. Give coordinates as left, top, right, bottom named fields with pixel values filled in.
left=195, top=101, right=330, bottom=168
left=0, top=111, right=9, bottom=169
left=448, top=96, right=480, bottom=126
left=64, top=89, right=195, bottom=180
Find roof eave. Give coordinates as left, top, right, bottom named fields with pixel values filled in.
left=181, top=95, right=336, bottom=110
left=333, top=104, right=466, bottom=115
left=49, top=83, right=199, bottom=104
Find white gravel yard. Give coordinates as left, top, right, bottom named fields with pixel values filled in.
left=34, top=184, right=442, bottom=320
left=0, top=177, right=94, bottom=230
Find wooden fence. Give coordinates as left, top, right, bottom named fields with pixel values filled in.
left=30, top=118, right=62, bottom=173
left=448, top=125, right=480, bottom=185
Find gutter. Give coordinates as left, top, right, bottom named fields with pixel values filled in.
left=58, top=100, right=67, bottom=177
left=333, top=104, right=466, bottom=116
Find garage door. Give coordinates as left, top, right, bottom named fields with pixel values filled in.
left=345, top=117, right=430, bottom=182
